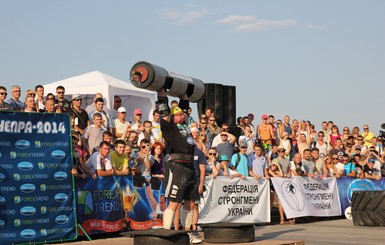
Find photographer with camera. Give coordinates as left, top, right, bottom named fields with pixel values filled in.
left=290, top=153, right=308, bottom=176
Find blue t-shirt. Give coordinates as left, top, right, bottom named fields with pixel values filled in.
left=230, top=153, right=249, bottom=176
left=344, top=162, right=356, bottom=174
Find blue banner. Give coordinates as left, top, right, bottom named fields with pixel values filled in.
left=75, top=176, right=165, bottom=234
left=337, top=176, right=385, bottom=214
left=0, top=111, right=76, bottom=245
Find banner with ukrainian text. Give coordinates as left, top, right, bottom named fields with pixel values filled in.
left=271, top=176, right=341, bottom=219
left=0, top=111, right=76, bottom=245
left=198, top=177, right=270, bottom=224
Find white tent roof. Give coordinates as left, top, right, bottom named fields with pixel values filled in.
left=44, top=71, right=156, bottom=121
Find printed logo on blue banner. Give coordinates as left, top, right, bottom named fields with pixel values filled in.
left=54, top=171, right=68, bottom=181
left=51, top=150, right=66, bottom=159
left=38, top=162, right=44, bottom=169
left=20, top=229, right=36, bottom=239
left=35, top=141, right=41, bottom=148
left=14, top=173, right=20, bottom=181
left=54, top=193, right=69, bottom=202
left=77, top=191, right=94, bottom=215
left=0, top=219, right=5, bottom=228
left=0, top=196, right=5, bottom=205
left=10, top=151, right=17, bottom=159
left=40, top=229, right=47, bottom=236
left=17, top=162, right=34, bottom=171
left=55, top=215, right=70, bottom=224
left=14, top=219, right=20, bottom=227
left=20, top=183, right=36, bottom=193
left=15, top=140, right=30, bottom=149
left=14, top=196, right=21, bottom=204
left=40, top=184, right=46, bottom=191
left=0, top=173, right=5, bottom=181
left=20, top=206, right=36, bottom=216
left=347, top=179, right=377, bottom=203
left=40, top=206, right=47, bottom=214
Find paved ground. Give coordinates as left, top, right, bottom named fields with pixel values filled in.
left=57, top=218, right=384, bottom=245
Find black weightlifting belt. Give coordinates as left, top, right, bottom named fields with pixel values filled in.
left=171, top=153, right=193, bottom=163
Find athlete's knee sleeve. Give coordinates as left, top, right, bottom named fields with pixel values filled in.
left=162, top=208, right=175, bottom=229
left=181, top=207, right=193, bottom=230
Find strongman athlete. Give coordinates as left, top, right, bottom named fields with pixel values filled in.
left=156, top=88, right=198, bottom=230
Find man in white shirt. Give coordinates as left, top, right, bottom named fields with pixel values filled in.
left=85, top=141, right=114, bottom=178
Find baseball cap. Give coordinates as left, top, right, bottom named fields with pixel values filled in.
left=368, top=158, right=375, bottom=163
left=170, top=106, right=183, bottom=115
left=72, top=93, right=82, bottom=101
left=239, top=142, right=247, bottom=148
left=219, top=155, right=229, bottom=161
left=261, top=114, right=268, bottom=120
left=117, top=107, right=126, bottom=113
left=134, top=108, right=142, bottom=115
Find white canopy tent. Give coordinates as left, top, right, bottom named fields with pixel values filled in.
left=44, top=71, right=156, bottom=122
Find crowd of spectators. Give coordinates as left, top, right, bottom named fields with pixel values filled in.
left=2, top=84, right=384, bottom=228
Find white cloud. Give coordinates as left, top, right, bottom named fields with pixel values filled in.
left=306, top=24, right=327, bottom=31
left=215, top=15, right=257, bottom=24
left=161, top=8, right=209, bottom=24
left=215, top=15, right=297, bottom=32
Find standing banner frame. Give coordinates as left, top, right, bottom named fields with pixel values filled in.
left=0, top=111, right=78, bottom=245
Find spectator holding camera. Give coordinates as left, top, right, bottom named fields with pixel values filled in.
left=290, top=153, right=307, bottom=176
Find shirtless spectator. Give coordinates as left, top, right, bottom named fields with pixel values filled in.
left=257, top=114, right=275, bottom=151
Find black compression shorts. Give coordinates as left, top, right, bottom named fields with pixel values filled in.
left=164, top=160, right=199, bottom=203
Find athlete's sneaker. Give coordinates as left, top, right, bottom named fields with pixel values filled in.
left=188, top=232, right=202, bottom=244
left=192, top=230, right=201, bottom=238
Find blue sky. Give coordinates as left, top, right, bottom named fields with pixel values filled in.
left=1, top=1, right=385, bottom=134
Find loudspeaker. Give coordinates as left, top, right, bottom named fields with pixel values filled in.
left=223, top=85, right=236, bottom=126
left=197, top=83, right=223, bottom=124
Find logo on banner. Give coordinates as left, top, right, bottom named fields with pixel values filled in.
left=55, top=215, right=69, bottom=224
left=0, top=219, right=5, bottom=228
left=77, top=191, right=93, bottom=215
left=20, top=206, right=36, bottom=216
left=35, top=141, right=41, bottom=148
left=17, top=162, right=34, bottom=171
left=20, top=229, right=36, bottom=239
left=20, top=183, right=36, bottom=193
left=38, top=162, right=45, bottom=169
left=347, top=179, right=376, bottom=203
left=0, top=196, right=5, bottom=205
left=14, top=173, right=20, bottom=181
left=51, top=150, right=66, bottom=159
left=15, top=140, right=30, bottom=149
left=54, top=193, right=69, bottom=202
left=10, top=151, right=17, bottom=159
left=40, top=229, right=48, bottom=236
left=281, top=180, right=305, bottom=212
left=54, top=171, right=68, bottom=181
left=14, top=196, right=21, bottom=204
left=0, top=173, right=5, bottom=181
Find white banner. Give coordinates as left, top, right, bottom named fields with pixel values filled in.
left=271, top=177, right=341, bottom=219
left=198, top=177, right=270, bottom=224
